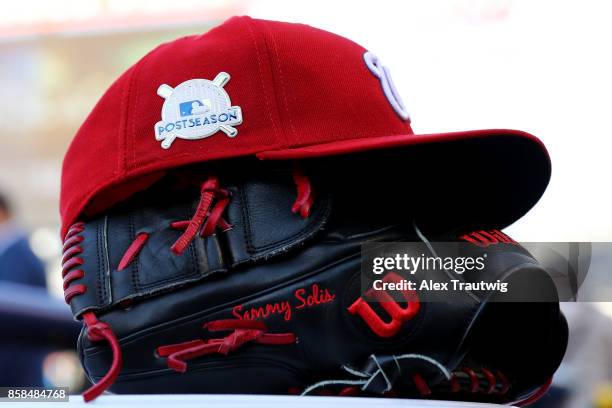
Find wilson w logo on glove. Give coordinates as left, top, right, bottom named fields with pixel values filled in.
left=348, top=272, right=420, bottom=338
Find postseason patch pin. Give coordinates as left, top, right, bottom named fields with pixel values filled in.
left=154, top=72, right=243, bottom=149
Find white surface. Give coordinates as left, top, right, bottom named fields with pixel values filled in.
left=0, top=394, right=510, bottom=408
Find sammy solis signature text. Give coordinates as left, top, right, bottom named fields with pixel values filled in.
left=232, top=284, right=335, bottom=322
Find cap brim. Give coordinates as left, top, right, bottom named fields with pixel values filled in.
left=257, top=129, right=551, bottom=231
left=256, top=128, right=547, bottom=161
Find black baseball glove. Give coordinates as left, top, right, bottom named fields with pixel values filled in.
left=61, top=162, right=567, bottom=405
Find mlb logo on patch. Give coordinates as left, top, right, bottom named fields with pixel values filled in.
left=154, top=72, right=243, bottom=149
left=179, top=100, right=210, bottom=117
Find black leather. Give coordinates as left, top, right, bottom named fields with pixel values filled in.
left=64, top=166, right=567, bottom=403
left=66, top=170, right=331, bottom=317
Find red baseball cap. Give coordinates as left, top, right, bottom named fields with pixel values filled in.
left=60, top=16, right=550, bottom=236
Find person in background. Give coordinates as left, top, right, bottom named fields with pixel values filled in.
left=0, top=192, right=46, bottom=287
left=0, top=191, right=48, bottom=386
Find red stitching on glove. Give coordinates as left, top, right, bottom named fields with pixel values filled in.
left=291, top=165, right=314, bottom=218
left=82, top=312, right=123, bottom=402
left=430, top=367, right=512, bottom=398
left=462, top=367, right=480, bottom=393
left=64, top=170, right=318, bottom=402
left=297, top=366, right=523, bottom=402
left=117, top=232, right=149, bottom=271
left=170, top=177, right=232, bottom=255
left=338, top=387, right=359, bottom=396
left=62, top=222, right=86, bottom=304
left=61, top=245, right=83, bottom=266
left=412, top=373, right=431, bottom=396
left=63, top=284, right=87, bottom=304
left=63, top=269, right=85, bottom=290
left=201, top=194, right=230, bottom=237
left=120, top=170, right=315, bottom=266
left=62, top=234, right=84, bottom=252
left=62, top=256, right=83, bottom=277
left=481, top=367, right=496, bottom=394
left=156, top=319, right=296, bottom=373
left=497, top=369, right=510, bottom=394
left=449, top=374, right=461, bottom=392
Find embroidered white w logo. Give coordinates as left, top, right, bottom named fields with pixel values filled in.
left=364, top=51, right=410, bottom=121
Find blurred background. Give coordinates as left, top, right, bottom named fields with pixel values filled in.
left=0, top=0, right=610, bottom=406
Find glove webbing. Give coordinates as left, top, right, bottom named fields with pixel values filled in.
left=301, top=353, right=551, bottom=407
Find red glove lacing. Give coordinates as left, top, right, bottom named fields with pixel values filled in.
left=298, top=366, right=551, bottom=407
left=61, top=168, right=313, bottom=402
left=156, top=319, right=296, bottom=373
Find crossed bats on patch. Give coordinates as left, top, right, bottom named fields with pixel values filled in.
left=156, top=72, right=238, bottom=149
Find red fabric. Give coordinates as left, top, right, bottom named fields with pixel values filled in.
left=60, top=16, right=549, bottom=237
left=257, top=128, right=546, bottom=159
